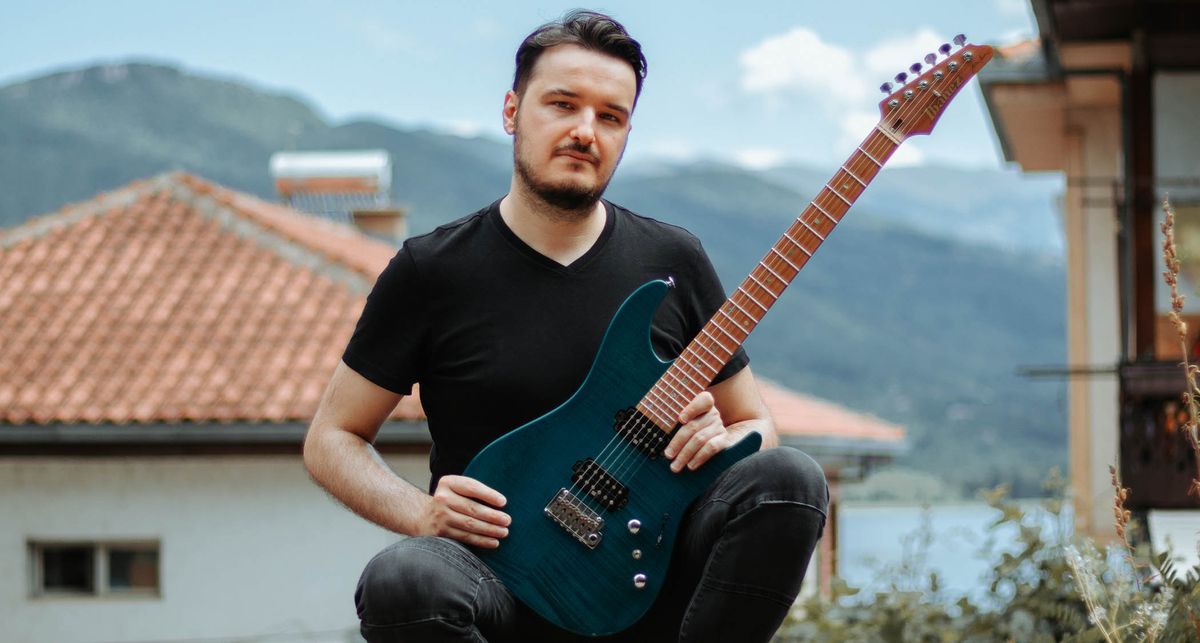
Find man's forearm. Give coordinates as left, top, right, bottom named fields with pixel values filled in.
left=729, top=417, right=779, bottom=449
left=303, top=427, right=427, bottom=535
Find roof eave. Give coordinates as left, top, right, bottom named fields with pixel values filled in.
left=0, top=420, right=430, bottom=451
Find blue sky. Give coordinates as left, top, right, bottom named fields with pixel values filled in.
left=3, top=0, right=1038, bottom=170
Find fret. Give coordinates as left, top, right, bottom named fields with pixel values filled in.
left=692, top=336, right=726, bottom=362
left=655, top=376, right=688, bottom=403
left=874, top=125, right=901, bottom=145
left=841, top=165, right=866, bottom=187
left=748, top=273, right=782, bottom=299
left=797, top=218, right=826, bottom=241
left=736, top=286, right=770, bottom=313
left=857, top=145, right=883, bottom=167
left=670, top=362, right=707, bottom=391
left=811, top=201, right=837, bottom=223
left=728, top=297, right=756, bottom=322
left=716, top=308, right=750, bottom=336
left=703, top=325, right=739, bottom=350
left=645, top=385, right=678, bottom=413
left=781, top=232, right=813, bottom=258
left=636, top=400, right=673, bottom=428
left=825, top=184, right=852, bottom=207
left=757, top=260, right=788, bottom=285
left=768, top=247, right=799, bottom=271
left=642, top=394, right=677, bottom=424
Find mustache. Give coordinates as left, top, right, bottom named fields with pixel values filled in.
left=555, top=141, right=599, bottom=163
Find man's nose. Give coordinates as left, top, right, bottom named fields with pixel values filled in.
left=570, top=110, right=596, bottom=146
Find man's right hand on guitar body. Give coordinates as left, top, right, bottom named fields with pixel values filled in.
left=418, top=475, right=511, bottom=549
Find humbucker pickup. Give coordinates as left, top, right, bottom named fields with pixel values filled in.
left=571, top=458, right=629, bottom=511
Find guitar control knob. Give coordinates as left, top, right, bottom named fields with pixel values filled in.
left=632, top=549, right=642, bottom=559
left=879, top=82, right=893, bottom=94
left=924, top=53, right=937, bottom=65
left=627, top=519, right=641, bottom=534
left=939, top=43, right=952, bottom=56
left=633, top=573, right=647, bottom=589
left=953, top=34, right=966, bottom=47
left=909, top=62, right=922, bottom=74
left=894, top=72, right=908, bottom=84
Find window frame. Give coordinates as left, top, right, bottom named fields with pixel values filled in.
left=28, top=539, right=161, bottom=599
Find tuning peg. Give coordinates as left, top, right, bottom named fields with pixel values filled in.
left=909, top=62, right=922, bottom=75
left=953, top=33, right=966, bottom=46
left=894, top=71, right=908, bottom=84
left=939, top=43, right=952, bottom=56
left=879, top=82, right=893, bottom=94
left=924, top=53, right=937, bottom=65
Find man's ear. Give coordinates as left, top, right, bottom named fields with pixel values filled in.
left=502, top=90, right=519, bottom=135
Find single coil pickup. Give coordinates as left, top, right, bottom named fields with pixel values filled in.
left=544, top=488, right=604, bottom=549
left=571, top=458, right=630, bottom=511
left=613, top=407, right=671, bottom=458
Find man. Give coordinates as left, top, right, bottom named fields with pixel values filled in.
left=304, top=10, right=828, bottom=642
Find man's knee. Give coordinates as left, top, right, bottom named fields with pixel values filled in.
left=355, top=537, right=482, bottom=627
left=744, top=446, right=829, bottom=515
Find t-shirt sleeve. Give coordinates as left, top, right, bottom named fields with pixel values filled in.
left=685, top=238, right=750, bottom=386
left=341, top=245, right=430, bottom=395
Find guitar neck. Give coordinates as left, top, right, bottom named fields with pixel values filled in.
left=636, top=126, right=902, bottom=430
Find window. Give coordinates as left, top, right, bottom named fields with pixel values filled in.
left=29, top=541, right=160, bottom=598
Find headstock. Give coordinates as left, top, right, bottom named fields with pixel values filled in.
left=876, top=34, right=994, bottom=140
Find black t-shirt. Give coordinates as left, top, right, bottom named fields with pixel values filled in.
left=343, top=199, right=749, bottom=489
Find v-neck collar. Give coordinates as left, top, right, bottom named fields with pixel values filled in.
left=489, top=199, right=617, bottom=274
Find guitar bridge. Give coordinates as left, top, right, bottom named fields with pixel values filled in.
left=544, top=488, right=604, bottom=549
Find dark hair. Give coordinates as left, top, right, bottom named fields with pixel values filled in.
left=513, top=9, right=647, bottom=102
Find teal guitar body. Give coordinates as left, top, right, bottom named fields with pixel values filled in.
left=463, top=279, right=761, bottom=636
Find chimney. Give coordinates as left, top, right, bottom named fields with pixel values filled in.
left=268, top=150, right=405, bottom=242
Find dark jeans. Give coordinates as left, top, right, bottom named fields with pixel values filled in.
left=355, top=447, right=828, bottom=642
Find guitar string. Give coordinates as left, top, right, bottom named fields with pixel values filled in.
left=573, top=126, right=893, bottom=516
left=601, top=132, right=889, bottom=492
left=560, top=53, right=965, bottom=519
left=593, top=56, right=964, bottom=496
left=568, top=135, right=884, bottom=516
left=567, top=69, right=941, bottom=517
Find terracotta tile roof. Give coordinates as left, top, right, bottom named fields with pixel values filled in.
left=758, top=378, right=905, bottom=444
left=0, top=172, right=424, bottom=425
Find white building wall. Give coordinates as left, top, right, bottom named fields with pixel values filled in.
left=0, top=454, right=429, bottom=643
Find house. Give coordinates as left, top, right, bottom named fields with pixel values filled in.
left=0, top=173, right=903, bottom=641
left=979, top=0, right=1200, bottom=555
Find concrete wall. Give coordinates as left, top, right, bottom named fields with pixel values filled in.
left=0, top=454, right=429, bottom=643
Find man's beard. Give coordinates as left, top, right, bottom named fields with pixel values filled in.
left=513, top=129, right=618, bottom=216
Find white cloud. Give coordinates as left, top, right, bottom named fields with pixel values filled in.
left=740, top=26, right=953, bottom=166
left=739, top=27, right=867, bottom=105
left=887, top=142, right=926, bottom=167
left=863, top=27, right=945, bottom=81
left=734, top=148, right=787, bottom=170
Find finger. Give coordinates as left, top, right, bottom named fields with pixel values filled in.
left=665, top=406, right=721, bottom=458
left=671, top=425, right=725, bottom=472
left=444, top=475, right=507, bottom=508
left=678, top=391, right=714, bottom=425
left=444, top=526, right=502, bottom=549
left=447, top=510, right=511, bottom=539
left=664, top=422, right=697, bottom=460
left=445, top=495, right=512, bottom=527
left=685, top=432, right=733, bottom=471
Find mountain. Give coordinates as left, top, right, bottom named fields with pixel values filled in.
left=0, top=61, right=1066, bottom=496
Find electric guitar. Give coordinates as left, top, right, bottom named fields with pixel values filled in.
left=463, top=37, right=993, bottom=636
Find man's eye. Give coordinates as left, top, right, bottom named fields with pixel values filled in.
left=600, top=113, right=622, bottom=123
left=553, top=101, right=572, bottom=109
